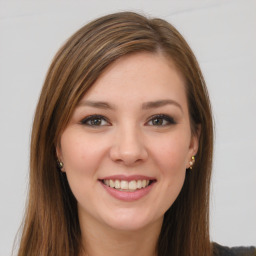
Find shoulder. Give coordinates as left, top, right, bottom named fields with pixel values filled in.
left=213, top=242, right=256, bottom=256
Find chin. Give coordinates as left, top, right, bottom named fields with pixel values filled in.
left=100, top=208, right=162, bottom=232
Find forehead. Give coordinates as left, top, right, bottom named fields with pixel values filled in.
left=81, top=52, right=188, bottom=109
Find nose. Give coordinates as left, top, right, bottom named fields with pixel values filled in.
left=109, top=124, right=148, bottom=166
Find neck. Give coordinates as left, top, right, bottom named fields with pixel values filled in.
left=79, top=214, right=162, bottom=256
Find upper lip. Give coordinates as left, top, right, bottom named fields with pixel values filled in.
left=99, top=175, right=156, bottom=181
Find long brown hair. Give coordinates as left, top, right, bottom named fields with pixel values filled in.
left=16, top=12, right=213, bottom=256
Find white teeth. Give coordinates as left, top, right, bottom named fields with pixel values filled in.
left=109, top=180, right=115, bottom=188
left=103, top=179, right=152, bottom=190
left=137, top=180, right=142, bottom=189
left=104, top=180, right=110, bottom=186
left=128, top=180, right=137, bottom=190
left=120, top=180, right=128, bottom=189
left=115, top=180, right=120, bottom=189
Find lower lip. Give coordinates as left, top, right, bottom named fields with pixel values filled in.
left=100, top=182, right=155, bottom=202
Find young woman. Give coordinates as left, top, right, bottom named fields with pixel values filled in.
left=16, top=12, right=255, bottom=256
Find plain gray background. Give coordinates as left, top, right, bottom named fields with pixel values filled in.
left=0, top=0, right=255, bottom=255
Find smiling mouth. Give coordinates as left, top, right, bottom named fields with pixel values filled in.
left=100, top=179, right=156, bottom=192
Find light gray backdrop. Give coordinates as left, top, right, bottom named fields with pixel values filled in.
left=0, top=0, right=255, bottom=255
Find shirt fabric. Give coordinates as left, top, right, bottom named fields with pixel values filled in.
left=213, top=243, right=256, bottom=256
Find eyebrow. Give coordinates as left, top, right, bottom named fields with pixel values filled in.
left=78, top=99, right=183, bottom=112
left=78, top=100, right=115, bottom=110
left=142, top=99, right=183, bottom=112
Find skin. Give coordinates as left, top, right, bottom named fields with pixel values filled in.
left=57, top=52, right=199, bottom=256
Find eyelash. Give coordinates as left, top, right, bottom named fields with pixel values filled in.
left=146, top=114, right=176, bottom=126
left=80, top=115, right=110, bottom=127
left=80, top=114, right=176, bottom=127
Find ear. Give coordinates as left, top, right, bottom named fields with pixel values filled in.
left=56, top=142, right=62, bottom=160
left=186, top=125, right=201, bottom=169
left=56, top=142, right=65, bottom=172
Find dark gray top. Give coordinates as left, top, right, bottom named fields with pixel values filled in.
left=213, top=243, right=256, bottom=256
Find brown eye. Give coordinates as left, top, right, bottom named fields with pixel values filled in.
left=152, top=117, right=164, bottom=126
left=81, top=115, right=110, bottom=126
left=89, top=118, right=103, bottom=126
left=147, top=114, right=176, bottom=126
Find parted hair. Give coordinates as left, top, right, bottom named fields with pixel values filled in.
left=16, top=11, right=213, bottom=256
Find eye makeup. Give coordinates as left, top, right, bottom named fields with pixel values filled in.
left=80, top=115, right=111, bottom=127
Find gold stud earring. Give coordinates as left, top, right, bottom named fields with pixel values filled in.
left=57, top=159, right=64, bottom=169
left=189, top=156, right=195, bottom=170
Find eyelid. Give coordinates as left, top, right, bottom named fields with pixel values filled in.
left=80, top=114, right=111, bottom=126
left=146, top=114, right=176, bottom=126
left=79, top=114, right=176, bottom=127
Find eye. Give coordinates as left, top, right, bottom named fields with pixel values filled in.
left=80, top=115, right=110, bottom=127
left=146, top=114, right=176, bottom=126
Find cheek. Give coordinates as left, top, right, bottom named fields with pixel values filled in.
left=146, top=134, right=189, bottom=216
left=59, top=130, right=107, bottom=204
left=60, top=129, right=104, bottom=177
left=150, top=133, right=190, bottom=174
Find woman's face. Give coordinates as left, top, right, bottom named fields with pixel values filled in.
left=57, top=52, right=199, bottom=232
